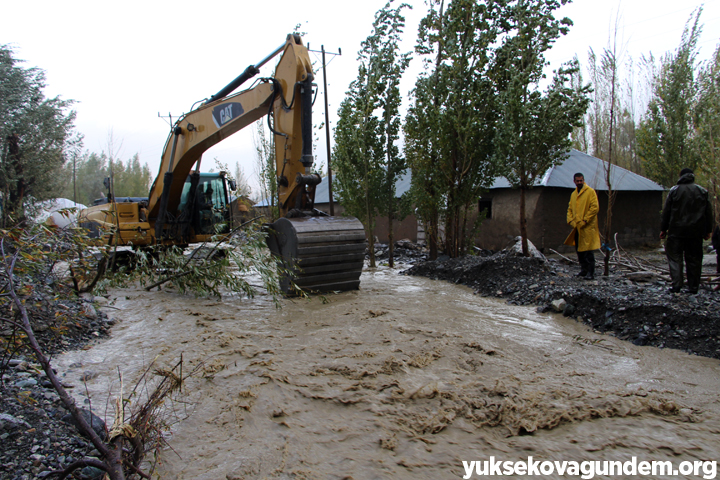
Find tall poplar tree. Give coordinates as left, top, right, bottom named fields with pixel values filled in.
left=333, top=1, right=410, bottom=267
left=694, top=43, right=720, bottom=222
left=636, top=9, right=702, bottom=188
left=491, top=0, right=590, bottom=256
left=406, top=0, right=503, bottom=258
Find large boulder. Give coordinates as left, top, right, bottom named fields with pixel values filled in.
left=503, top=236, right=546, bottom=261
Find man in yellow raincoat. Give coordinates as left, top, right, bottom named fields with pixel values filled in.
left=564, top=173, right=601, bottom=280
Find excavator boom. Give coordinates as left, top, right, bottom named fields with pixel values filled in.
left=79, top=34, right=365, bottom=294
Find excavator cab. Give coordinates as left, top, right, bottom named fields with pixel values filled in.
left=177, top=172, right=231, bottom=236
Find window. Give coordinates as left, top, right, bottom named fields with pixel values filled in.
left=478, top=198, right=492, bottom=219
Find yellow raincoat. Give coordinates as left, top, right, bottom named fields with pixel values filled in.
left=564, top=184, right=601, bottom=252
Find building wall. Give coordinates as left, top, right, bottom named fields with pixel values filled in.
left=314, top=202, right=418, bottom=243
left=373, top=214, right=418, bottom=243
left=473, top=188, right=543, bottom=251
left=474, top=187, right=662, bottom=253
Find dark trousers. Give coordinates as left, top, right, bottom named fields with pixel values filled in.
left=666, top=235, right=703, bottom=292
left=575, top=231, right=595, bottom=275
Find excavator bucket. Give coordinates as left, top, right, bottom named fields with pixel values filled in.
left=265, top=216, right=366, bottom=295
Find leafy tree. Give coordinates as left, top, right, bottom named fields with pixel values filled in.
left=233, top=161, right=253, bottom=198
left=253, top=120, right=279, bottom=220
left=636, top=9, right=702, bottom=188
left=694, top=43, right=720, bottom=223
left=364, top=2, right=412, bottom=267
left=0, top=45, right=80, bottom=226
left=113, top=153, right=152, bottom=197
left=333, top=1, right=410, bottom=267
left=406, top=0, right=504, bottom=258
left=72, top=151, right=109, bottom=206
left=491, top=0, right=590, bottom=256
left=333, top=63, right=384, bottom=266
left=569, top=57, right=590, bottom=153
left=61, top=151, right=152, bottom=206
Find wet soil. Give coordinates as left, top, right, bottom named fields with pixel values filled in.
left=48, top=267, right=720, bottom=479
left=403, top=251, right=720, bottom=359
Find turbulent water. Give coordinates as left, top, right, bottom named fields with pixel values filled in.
left=57, top=267, right=720, bottom=479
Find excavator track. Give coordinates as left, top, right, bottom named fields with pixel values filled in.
left=266, top=216, right=366, bottom=295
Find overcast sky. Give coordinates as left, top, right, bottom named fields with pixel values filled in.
left=2, top=0, right=719, bottom=195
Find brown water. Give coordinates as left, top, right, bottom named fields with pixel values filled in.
left=57, top=267, right=720, bottom=479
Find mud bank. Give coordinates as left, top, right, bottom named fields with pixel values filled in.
left=55, top=267, right=720, bottom=479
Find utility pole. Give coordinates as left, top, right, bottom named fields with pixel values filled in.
left=318, top=45, right=341, bottom=215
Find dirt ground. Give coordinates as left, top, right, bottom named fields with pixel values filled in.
left=53, top=265, right=720, bottom=479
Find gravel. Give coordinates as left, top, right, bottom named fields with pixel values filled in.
left=1, top=293, right=113, bottom=480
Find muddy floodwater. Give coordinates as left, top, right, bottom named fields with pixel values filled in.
left=57, top=267, right=720, bottom=479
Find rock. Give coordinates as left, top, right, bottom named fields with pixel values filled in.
left=81, top=465, right=106, bottom=479
left=0, top=413, right=32, bottom=431
left=12, top=360, right=29, bottom=371
left=82, top=304, right=98, bottom=320
left=15, top=378, right=38, bottom=388
left=503, top=236, right=546, bottom=260
left=551, top=299, right=567, bottom=313
left=61, top=409, right=107, bottom=441
left=623, top=271, right=659, bottom=282
left=80, top=292, right=95, bottom=302
left=81, top=371, right=99, bottom=381
left=563, top=304, right=576, bottom=317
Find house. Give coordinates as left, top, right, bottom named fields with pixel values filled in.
left=255, top=171, right=420, bottom=243
left=310, top=171, right=419, bottom=243
left=474, top=149, right=664, bottom=252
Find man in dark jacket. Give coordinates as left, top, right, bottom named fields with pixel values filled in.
left=660, top=168, right=714, bottom=294
left=712, top=224, right=720, bottom=275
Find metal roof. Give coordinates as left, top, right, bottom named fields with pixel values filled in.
left=255, top=150, right=662, bottom=206
left=255, top=170, right=412, bottom=206
left=490, top=149, right=664, bottom=191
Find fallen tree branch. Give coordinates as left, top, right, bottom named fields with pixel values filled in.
left=548, top=249, right=577, bottom=264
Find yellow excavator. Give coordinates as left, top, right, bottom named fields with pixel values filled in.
left=79, top=34, right=365, bottom=293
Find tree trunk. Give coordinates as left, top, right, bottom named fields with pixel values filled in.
left=367, top=224, right=376, bottom=268
left=429, top=212, right=439, bottom=260
left=6, top=134, right=27, bottom=225
left=388, top=212, right=394, bottom=268
left=387, top=167, right=394, bottom=268
left=520, top=187, right=529, bottom=256
left=604, top=54, right=618, bottom=277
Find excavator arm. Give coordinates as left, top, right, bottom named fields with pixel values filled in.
left=150, top=34, right=317, bottom=240
left=81, top=34, right=365, bottom=294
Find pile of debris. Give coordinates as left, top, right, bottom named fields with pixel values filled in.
left=371, top=239, right=429, bottom=265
